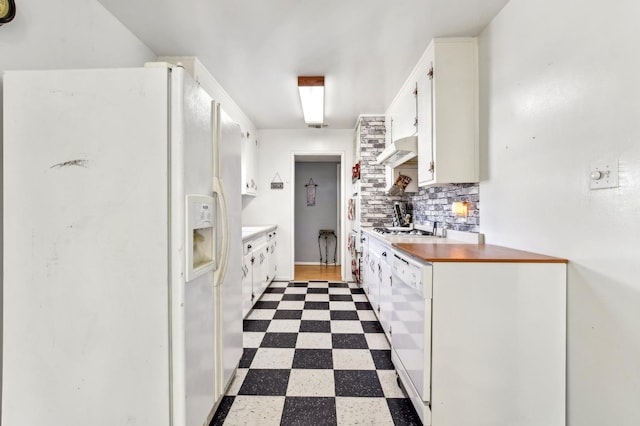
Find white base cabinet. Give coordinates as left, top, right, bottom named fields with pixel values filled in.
left=242, top=227, right=277, bottom=317
left=362, top=234, right=392, bottom=340
left=396, top=260, right=567, bottom=426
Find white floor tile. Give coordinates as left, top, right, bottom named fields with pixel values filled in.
left=335, top=397, right=394, bottom=425
left=250, top=348, right=295, bottom=369
left=286, top=369, right=335, bottom=397
left=357, top=310, right=378, bottom=321
left=278, top=301, right=305, bottom=310
left=331, top=320, right=364, bottom=334
left=246, top=309, right=276, bottom=320
left=329, top=301, right=357, bottom=311
left=266, top=319, right=301, bottom=333
left=270, top=282, right=288, bottom=288
left=243, top=332, right=265, bottom=348
left=332, top=349, right=375, bottom=370
left=226, top=368, right=248, bottom=396
left=328, top=288, right=351, bottom=295
left=301, top=310, right=331, bottom=321
left=308, top=281, right=329, bottom=288
left=284, top=287, right=307, bottom=294
left=352, top=294, right=369, bottom=302
left=365, top=333, right=391, bottom=350
left=259, top=293, right=284, bottom=302
left=295, top=332, right=333, bottom=349
left=306, top=294, right=330, bottom=302
left=223, top=395, right=285, bottom=426
left=377, top=370, right=407, bottom=398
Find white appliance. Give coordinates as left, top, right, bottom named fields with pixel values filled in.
left=2, top=64, right=243, bottom=426
left=390, top=248, right=432, bottom=424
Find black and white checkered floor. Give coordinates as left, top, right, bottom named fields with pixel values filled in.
left=210, top=280, right=422, bottom=425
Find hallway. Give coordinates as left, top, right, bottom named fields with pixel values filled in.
left=210, top=280, right=422, bottom=425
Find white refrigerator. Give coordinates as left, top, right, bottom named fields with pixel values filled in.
left=2, top=64, right=243, bottom=426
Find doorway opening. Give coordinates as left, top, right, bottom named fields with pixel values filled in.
left=292, top=153, right=344, bottom=281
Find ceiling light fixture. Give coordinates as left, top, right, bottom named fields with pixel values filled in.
left=297, top=76, right=325, bottom=125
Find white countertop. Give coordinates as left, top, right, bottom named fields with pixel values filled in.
left=242, top=225, right=277, bottom=241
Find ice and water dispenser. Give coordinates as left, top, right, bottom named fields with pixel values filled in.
left=186, top=194, right=216, bottom=281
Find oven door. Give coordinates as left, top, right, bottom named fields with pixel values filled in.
left=391, top=253, right=431, bottom=404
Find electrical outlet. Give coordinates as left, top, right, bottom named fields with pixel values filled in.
left=589, top=158, right=619, bottom=190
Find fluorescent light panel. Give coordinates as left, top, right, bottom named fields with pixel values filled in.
left=298, top=76, right=324, bottom=124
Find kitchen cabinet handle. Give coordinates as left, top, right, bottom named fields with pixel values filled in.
left=382, top=251, right=387, bottom=257
left=247, top=244, right=252, bottom=250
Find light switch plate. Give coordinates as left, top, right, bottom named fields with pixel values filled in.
left=590, top=158, right=619, bottom=190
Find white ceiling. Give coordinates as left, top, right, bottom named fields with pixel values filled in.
left=98, top=0, right=509, bottom=130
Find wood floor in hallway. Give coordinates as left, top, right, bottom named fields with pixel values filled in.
left=294, top=265, right=342, bottom=281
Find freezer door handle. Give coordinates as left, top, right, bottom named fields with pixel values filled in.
left=213, top=175, right=229, bottom=287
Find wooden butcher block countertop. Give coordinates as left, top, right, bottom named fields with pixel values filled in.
left=392, top=243, right=568, bottom=263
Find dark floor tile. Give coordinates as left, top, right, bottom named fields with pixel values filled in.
left=260, top=332, right=298, bottom=348
left=304, top=301, right=330, bottom=310
left=331, top=333, right=369, bottom=349
left=209, top=395, right=235, bottom=426
left=288, top=282, right=308, bottom=287
left=329, top=294, right=353, bottom=302
left=309, top=280, right=329, bottom=283
left=355, top=301, right=373, bottom=310
left=243, top=319, right=271, bottom=332
left=280, top=397, right=337, bottom=426
left=386, top=398, right=422, bottom=425
left=254, top=301, right=280, bottom=310
left=238, top=348, right=258, bottom=368
left=350, top=288, right=366, bottom=294
left=238, top=369, right=290, bottom=396
left=329, top=310, right=359, bottom=320
left=292, top=349, right=333, bottom=369
left=307, top=288, right=329, bottom=294
left=299, top=320, right=331, bottom=333
left=329, top=282, right=348, bottom=288
left=264, top=287, right=286, bottom=293
left=282, top=294, right=306, bottom=301
left=334, top=370, right=384, bottom=397
left=273, top=310, right=303, bottom=320
left=361, top=321, right=384, bottom=333
left=370, top=350, right=394, bottom=370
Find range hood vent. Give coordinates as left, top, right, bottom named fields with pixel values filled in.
left=375, top=135, right=418, bottom=168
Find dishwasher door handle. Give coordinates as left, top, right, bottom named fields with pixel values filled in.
left=393, top=253, right=409, bottom=265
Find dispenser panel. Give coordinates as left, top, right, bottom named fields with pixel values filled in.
left=186, top=195, right=216, bottom=281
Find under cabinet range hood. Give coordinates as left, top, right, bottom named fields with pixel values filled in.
left=375, top=135, right=418, bottom=168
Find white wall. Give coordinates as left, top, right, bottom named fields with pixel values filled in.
left=479, top=1, right=640, bottom=424
left=242, top=129, right=353, bottom=280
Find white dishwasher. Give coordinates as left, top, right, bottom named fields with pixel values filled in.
left=391, top=248, right=432, bottom=425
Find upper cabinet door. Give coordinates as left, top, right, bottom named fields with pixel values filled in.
left=391, top=81, right=418, bottom=142
left=241, top=132, right=258, bottom=196
left=417, top=38, right=479, bottom=187
left=417, top=52, right=435, bottom=184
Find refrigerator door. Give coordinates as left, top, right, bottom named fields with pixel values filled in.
left=3, top=68, right=172, bottom=426
left=213, top=104, right=244, bottom=395
left=172, top=66, right=219, bottom=426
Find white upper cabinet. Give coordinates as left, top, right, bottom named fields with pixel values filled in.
left=388, top=81, right=418, bottom=142
left=417, top=38, right=479, bottom=186
left=241, top=132, right=258, bottom=196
